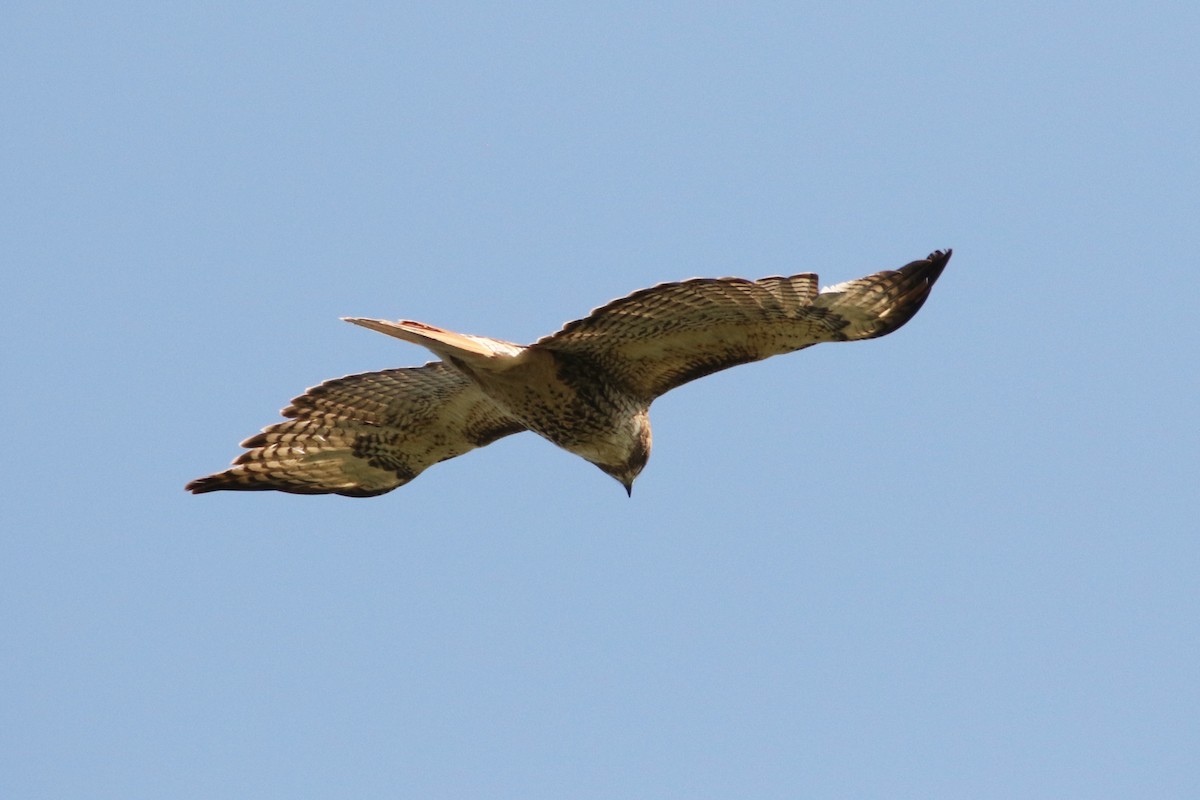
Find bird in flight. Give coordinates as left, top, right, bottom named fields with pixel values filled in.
left=187, top=249, right=950, bottom=497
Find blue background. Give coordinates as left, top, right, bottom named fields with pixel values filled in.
left=4, top=2, right=1197, bottom=796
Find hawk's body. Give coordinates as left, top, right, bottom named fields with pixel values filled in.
left=187, top=249, right=950, bottom=496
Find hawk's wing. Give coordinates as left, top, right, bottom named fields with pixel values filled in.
left=534, top=250, right=950, bottom=400
left=186, top=362, right=525, bottom=497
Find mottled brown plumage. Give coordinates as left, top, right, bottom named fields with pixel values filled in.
left=187, top=249, right=950, bottom=496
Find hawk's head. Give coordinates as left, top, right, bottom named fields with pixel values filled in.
left=592, top=410, right=652, bottom=497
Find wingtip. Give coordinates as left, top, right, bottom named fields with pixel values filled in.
left=184, top=476, right=219, bottom=494
left=907, top=248, right=952, bottom=290
left=925, top=248, right=952, bottom=279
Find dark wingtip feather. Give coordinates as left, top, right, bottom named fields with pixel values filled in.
left=184, top=475, right=226, bottom=494
left=861, top=248, right=952, bottom=339
left=185, top=473, right=392, bottom=497
left=921, top=248, right=952, bottom=285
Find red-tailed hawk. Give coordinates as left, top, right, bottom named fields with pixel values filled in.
left=187, top=249, right=950, bottom=496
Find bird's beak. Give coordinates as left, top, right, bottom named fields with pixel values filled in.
left=623, top=479, right=633, bottom=497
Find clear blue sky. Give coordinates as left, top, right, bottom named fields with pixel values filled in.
left=3, top=2, right=1197, bottom=797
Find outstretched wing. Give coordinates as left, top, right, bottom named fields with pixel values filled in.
left=534, top=250, right=950, bottom=400
left=186, top=362, right=526, bottom=497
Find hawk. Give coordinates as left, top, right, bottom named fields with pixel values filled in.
left=187, top=249, right=950, bottom=497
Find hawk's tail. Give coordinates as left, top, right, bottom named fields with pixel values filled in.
left=342, top=318, right=525, bottom=363
left=816, top=249, right=951, bottom=340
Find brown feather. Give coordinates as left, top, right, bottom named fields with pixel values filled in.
left=186, top=363, right=524, bottom=496
left=535, top=250, right=950, bottom=398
